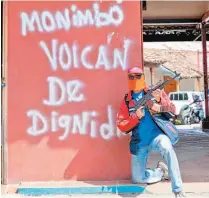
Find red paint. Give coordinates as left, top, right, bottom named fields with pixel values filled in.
left=7, top=1, right=143, bottom=183
left=201, top=23, right=209, bottom=117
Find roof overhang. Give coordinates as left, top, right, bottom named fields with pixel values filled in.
left=143, top=23, right=209, bottom=42
left=143, top=1, right=209, bottom=21
left=156, top=65, right=181, bottom=79
left=143, top=1, right=209, bottom=42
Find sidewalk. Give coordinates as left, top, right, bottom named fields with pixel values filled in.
left=176, top=124, right=201, bottom=130
left=2, top=181, right=209, bottom=197
left=2, top=193, right=209, bottom=198
left=175, top=123, right=209, bottom=132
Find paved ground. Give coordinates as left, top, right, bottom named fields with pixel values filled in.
left=175, top=124, right=201, bottom=130
left=1, top=127, right=209, bottom=197
left=2, top=193, right=209, bottom=198
left=147, top=128, right=209, bottom=182
left=2, top=182, right=209, bottom=198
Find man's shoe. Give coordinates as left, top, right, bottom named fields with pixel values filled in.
left=157, top=161, right=170, bottom=180
left=174, top=191, right=187, bottom=197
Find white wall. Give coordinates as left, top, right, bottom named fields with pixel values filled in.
left=180, top=77, right=206, bottom=92
left=200, top=77, right=206, bottom=92
left=179, top=78, right=196, bottom=91
left=144, top=67, right=164, bottom=86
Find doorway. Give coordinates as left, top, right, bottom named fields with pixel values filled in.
left=164, top=75, right=178, bottom=94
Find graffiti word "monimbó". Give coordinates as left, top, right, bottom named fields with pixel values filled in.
left=20, top=3, right=124, bottom=36
left=40, top=39, right=130, bottom=71
left=27, top=105, right=125, bottom=141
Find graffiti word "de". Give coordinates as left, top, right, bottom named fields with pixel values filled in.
left=40, top=39, right=130, bottom=71
left=27, top=105, right=124, bottom=141
left=21, top=3, right=124, bottom=36
left=43, top=77, right=85, bottom=106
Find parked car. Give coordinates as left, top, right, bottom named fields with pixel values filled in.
left=168, top=91, right=204, bottom=115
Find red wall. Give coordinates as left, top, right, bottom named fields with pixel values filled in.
left=7, top=1, right=143, bottom=183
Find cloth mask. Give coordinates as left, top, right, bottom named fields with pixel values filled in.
left=128, top=75, right=146, bottom=91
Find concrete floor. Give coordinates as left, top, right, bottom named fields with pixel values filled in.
left=2, top=193, right=209, bottom=198
left=147, top=129, right=209, bottom=182
left=1, top=128, right=209, bottom=198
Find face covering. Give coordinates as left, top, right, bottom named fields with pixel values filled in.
left=128, top=74, right=146, bottom=91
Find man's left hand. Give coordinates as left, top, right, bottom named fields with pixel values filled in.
left=152, top=89, right=161, bottom=103
left=146, top=100, right=162, bottom=113
left=150, top=103, right=161, bottom=113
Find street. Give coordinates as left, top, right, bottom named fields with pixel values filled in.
left=147, top=129, right=209, bottom=182
left=1, top=128, right=209, bottom=198
left=2, top=193, right=209, bottom=198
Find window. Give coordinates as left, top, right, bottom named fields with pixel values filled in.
left=170, top=94, right=173, bottom=100
left=179, top=93, right=183, bottom=100
left=184, top=93, right=188, bottom=100
left=174, top=94, right=178, bottom=100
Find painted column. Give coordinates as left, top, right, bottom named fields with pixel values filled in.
left=1, top=1, right=8, bottom=185
left=196, top=50, right=201, bottom=92
left=176, top=80, right=180, bottom=92
left=196, top=78, right=201, bottom=92
left=201, top=22, right=209, bottom=117
left=150, top=67, right=154, bottom=85
left=6, top=1, right=143, bottom=183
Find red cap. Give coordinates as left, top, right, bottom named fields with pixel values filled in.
left=127, top=66, right=143, bottom=74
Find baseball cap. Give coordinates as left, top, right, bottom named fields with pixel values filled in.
left=127, top=66, right=143, bottom=74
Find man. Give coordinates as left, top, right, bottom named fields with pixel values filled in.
left=116, top=66, right=186, bottom=198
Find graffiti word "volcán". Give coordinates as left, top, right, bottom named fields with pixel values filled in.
left=40, top=39, right=130, bottom=71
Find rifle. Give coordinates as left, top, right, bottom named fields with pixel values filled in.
left=132, top=72, right=180, bottom=112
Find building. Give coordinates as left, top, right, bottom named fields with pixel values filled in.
left=143, top=42, right=209, bottom=94
left=2, top=1, right=209, bottom=185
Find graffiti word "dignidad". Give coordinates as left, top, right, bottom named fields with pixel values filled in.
left=27, top=105, right=125, bottom=141
left=20, top=3, right=124, bottom=36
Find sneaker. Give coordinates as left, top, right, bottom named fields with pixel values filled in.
left=157, top=161, right=170, bottom=180
left=174, top=191, right=187, bottom=197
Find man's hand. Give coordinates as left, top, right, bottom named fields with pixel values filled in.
left=146, top=100, right=161, bottom=113
left=136, top=107, right=145, bottom=119
left=151, top=103, right=161, bottom=113
left=152, top=89, right=161, bottom=103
